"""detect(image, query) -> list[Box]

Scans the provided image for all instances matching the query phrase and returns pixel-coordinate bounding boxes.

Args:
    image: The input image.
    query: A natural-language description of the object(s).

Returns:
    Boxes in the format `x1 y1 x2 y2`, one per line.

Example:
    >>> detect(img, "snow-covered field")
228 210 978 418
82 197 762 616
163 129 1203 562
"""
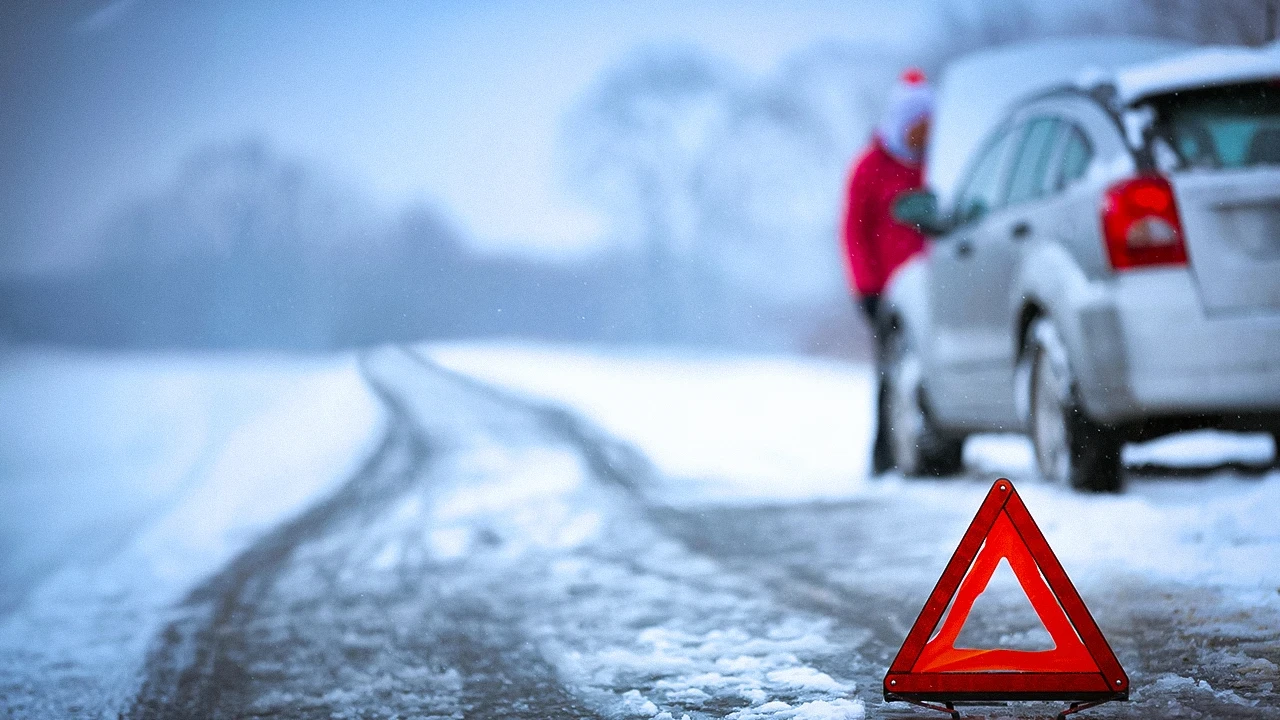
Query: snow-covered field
428 342 877 504
0 347 382 716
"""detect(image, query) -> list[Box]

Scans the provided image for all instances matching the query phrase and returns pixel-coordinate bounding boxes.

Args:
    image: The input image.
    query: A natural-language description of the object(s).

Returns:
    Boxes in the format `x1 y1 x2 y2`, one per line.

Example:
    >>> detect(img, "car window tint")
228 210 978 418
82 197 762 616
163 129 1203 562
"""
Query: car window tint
1151 81 1280 169
1055 124 1092 190
1005 117 1060 205
955 127 1014 225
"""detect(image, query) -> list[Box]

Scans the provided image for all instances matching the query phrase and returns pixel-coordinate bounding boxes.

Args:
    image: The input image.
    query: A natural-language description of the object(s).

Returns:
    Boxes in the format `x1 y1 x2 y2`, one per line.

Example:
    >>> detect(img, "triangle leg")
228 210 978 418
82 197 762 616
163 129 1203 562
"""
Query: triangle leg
896 697 962 719
1056 698 1116 720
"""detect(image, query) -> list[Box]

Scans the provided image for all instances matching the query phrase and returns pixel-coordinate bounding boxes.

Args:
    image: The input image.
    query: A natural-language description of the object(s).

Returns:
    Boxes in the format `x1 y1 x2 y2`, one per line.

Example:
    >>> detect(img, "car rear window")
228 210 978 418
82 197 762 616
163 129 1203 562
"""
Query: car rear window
1149 80 1280 169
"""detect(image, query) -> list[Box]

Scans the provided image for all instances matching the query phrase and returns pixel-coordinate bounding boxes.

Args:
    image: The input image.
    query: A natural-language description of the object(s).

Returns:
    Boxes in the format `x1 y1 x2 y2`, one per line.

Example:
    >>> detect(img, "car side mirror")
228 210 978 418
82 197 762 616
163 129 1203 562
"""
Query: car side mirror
892 190 948 236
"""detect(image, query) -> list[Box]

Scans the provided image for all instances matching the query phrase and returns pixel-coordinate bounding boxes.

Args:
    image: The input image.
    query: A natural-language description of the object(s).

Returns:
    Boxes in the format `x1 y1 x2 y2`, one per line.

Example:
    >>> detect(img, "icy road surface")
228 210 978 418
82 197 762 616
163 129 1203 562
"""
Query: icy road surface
1 343 1278 719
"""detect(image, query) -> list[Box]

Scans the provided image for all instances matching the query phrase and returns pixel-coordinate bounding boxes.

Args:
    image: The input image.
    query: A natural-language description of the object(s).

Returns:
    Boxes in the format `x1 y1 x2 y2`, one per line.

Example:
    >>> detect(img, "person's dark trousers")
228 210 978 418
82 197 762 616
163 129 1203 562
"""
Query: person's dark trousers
859 294 894 474
859 295 880 320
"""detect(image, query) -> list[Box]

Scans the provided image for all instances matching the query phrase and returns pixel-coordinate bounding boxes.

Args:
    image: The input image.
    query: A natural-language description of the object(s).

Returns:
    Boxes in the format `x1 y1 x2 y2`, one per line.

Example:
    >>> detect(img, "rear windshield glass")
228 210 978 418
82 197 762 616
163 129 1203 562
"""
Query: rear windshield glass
1148 80 1280 169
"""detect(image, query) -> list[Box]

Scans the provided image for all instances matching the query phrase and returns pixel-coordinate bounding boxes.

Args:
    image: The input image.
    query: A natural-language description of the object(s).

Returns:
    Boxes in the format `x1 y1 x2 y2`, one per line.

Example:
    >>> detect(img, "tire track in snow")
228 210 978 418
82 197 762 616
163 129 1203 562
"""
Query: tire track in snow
399 347 652 495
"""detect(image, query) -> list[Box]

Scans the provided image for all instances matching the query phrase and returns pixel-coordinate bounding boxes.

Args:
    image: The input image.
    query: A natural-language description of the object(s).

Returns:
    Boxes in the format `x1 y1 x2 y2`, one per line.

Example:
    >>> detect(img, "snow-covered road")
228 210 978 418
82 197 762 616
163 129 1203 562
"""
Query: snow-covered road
124 346 868 719
1 343 1277 719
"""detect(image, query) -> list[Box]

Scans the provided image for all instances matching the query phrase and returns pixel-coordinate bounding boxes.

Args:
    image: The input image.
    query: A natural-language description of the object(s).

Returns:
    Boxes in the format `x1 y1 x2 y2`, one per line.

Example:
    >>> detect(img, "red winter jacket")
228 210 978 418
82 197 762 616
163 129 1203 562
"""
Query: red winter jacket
840 138 927 297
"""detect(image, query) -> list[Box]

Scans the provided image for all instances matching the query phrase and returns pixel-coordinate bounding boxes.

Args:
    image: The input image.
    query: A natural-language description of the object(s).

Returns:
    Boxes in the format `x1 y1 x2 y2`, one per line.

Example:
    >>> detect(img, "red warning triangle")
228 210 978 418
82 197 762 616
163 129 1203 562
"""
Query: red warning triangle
884 479 1128 704
912 513 1096 674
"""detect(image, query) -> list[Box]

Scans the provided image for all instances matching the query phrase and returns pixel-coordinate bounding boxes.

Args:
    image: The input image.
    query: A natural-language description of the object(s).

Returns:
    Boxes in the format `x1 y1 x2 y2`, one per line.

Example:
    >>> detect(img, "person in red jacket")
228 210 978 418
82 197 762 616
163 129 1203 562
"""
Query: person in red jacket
841 68 933 473
841 67 933 321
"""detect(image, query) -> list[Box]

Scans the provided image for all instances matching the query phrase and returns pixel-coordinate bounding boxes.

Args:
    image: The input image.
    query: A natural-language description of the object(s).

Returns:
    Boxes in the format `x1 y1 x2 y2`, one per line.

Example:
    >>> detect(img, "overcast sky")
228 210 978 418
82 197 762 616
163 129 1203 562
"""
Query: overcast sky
1 0 936 271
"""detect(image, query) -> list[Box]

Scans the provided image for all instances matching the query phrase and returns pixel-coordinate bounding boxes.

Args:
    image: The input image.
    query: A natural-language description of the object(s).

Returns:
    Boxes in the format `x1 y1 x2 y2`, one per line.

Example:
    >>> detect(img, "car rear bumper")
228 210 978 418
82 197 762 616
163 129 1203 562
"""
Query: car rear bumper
1073 269 1280 424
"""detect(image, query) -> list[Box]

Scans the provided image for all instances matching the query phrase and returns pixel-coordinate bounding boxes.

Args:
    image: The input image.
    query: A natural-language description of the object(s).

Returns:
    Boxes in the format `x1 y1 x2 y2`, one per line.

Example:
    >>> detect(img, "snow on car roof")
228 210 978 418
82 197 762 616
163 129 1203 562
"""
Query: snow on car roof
1114 42 1280 105
927 37 1190 207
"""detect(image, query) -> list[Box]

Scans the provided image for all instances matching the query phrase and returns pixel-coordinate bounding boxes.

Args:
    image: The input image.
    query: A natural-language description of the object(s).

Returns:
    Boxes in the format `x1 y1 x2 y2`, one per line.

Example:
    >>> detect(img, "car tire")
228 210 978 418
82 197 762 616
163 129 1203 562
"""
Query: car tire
1025 318 1123 492
881 328 965 477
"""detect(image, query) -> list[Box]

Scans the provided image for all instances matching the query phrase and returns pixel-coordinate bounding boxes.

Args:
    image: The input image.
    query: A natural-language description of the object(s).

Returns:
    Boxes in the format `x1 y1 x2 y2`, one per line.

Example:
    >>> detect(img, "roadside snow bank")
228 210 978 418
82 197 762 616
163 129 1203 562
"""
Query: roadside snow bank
851 473 1280 594
0 348 382 718
936 432 1280 589
426 342 874 504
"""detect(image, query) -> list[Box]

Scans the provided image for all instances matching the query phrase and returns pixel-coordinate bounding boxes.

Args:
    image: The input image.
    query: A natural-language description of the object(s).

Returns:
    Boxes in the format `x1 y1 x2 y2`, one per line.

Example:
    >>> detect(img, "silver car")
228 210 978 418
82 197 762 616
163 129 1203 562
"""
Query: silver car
881 44 1280 491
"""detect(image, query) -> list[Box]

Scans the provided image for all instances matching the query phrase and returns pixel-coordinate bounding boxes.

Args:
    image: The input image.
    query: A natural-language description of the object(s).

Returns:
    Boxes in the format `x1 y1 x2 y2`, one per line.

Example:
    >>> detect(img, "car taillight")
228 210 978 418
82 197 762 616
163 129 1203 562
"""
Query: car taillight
1100 175 1188 270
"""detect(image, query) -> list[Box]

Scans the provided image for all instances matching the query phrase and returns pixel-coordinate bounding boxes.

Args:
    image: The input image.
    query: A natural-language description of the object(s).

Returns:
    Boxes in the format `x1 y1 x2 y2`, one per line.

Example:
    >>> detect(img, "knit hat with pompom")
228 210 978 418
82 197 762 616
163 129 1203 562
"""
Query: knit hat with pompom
878 68 934 165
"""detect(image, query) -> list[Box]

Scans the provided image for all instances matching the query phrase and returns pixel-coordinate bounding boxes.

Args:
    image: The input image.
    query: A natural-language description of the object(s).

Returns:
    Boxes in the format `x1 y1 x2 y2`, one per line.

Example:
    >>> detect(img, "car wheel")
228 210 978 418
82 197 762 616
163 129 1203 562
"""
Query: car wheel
1025 318 1123 492
881 329 964 477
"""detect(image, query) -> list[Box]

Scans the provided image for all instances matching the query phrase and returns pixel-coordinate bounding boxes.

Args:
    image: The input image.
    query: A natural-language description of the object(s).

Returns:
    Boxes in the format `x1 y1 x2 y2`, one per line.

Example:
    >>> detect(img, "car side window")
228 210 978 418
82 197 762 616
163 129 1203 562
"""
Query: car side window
1053 124 1093 191
1005 117 1061 206
954 127 1014 226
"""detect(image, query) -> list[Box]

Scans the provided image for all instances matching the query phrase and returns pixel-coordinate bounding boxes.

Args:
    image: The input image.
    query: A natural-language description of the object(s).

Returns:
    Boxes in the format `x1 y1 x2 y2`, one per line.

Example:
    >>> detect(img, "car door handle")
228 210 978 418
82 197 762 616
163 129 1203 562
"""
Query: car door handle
955 239 974 258
1011 221 1031 241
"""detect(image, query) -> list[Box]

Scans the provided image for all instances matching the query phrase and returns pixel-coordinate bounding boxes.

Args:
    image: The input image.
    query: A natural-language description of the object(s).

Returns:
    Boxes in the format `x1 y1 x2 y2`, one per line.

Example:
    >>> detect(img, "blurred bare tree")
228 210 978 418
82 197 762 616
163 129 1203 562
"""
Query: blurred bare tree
562 47 735 343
